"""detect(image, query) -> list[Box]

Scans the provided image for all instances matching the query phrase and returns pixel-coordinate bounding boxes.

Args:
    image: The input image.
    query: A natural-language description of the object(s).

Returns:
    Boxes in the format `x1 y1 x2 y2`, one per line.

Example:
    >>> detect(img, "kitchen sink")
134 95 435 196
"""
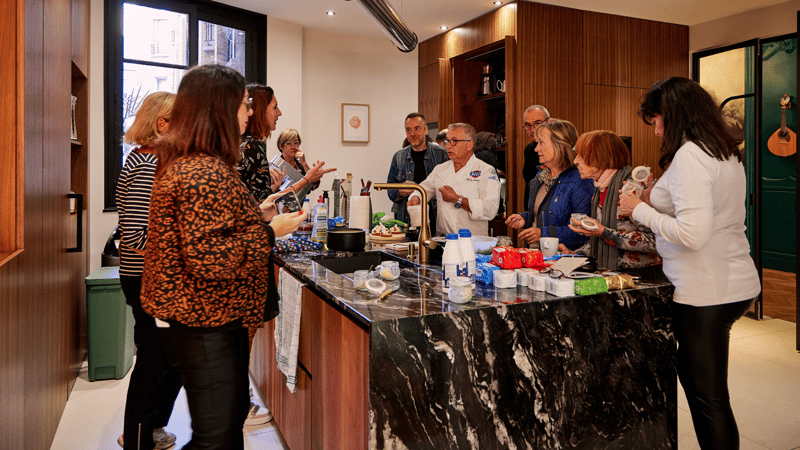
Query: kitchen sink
310 251 412 274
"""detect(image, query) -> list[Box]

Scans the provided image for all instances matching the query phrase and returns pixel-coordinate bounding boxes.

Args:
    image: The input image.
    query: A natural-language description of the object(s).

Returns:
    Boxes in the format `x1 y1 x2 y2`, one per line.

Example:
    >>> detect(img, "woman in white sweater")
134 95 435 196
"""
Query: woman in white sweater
619 77 760 450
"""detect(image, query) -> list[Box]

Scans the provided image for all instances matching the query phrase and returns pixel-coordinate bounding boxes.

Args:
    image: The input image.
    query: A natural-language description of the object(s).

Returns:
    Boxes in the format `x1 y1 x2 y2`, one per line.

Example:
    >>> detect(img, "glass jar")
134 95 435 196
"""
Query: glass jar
448 276 474 304
496 235 513 247
354 270 371 291
380 261 400 280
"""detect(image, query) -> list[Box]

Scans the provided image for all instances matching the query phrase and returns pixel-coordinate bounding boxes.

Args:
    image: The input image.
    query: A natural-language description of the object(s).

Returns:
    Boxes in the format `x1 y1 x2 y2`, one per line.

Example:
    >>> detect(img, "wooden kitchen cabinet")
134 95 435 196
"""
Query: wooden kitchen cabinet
420 2 688 217
251 266 369 450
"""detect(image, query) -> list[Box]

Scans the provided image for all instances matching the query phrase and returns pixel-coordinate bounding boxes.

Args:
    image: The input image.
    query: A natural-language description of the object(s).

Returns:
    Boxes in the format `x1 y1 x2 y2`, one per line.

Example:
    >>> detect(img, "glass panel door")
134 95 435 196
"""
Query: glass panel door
693 39 761 318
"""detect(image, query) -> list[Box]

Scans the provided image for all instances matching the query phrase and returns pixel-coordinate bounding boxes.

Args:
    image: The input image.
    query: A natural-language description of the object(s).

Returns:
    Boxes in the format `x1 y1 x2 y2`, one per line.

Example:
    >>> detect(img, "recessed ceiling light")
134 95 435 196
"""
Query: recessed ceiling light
326 11 335 16
440 25 448 30
493 1 503 5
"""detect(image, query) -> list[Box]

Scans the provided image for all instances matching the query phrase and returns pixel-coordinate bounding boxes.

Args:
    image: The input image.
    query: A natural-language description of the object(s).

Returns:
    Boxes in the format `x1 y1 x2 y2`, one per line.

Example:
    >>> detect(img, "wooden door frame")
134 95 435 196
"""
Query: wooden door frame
794 7 800 352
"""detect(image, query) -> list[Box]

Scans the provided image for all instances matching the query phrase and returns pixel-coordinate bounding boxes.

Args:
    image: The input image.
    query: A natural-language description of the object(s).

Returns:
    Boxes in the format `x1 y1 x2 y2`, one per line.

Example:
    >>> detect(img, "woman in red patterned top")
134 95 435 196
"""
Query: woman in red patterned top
141 64 306 449
564 130 662 274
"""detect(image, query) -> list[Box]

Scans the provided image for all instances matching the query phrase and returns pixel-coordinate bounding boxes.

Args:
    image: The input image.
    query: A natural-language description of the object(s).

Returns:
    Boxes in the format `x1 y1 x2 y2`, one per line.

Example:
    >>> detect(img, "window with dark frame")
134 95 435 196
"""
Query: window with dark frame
103 0 266 211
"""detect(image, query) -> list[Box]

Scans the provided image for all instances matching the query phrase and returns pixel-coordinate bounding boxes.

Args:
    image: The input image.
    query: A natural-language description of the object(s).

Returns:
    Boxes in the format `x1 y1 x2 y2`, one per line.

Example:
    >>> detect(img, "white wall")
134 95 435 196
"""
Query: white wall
690 0 800 53
301 30 418 217
88 0 113 271
86 6 418 269
266 17 304 142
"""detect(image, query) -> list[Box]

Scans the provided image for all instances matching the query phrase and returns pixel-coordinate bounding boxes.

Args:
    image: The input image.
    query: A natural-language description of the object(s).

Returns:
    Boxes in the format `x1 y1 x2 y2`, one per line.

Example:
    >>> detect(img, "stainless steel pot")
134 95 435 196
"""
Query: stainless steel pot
326 228 367 251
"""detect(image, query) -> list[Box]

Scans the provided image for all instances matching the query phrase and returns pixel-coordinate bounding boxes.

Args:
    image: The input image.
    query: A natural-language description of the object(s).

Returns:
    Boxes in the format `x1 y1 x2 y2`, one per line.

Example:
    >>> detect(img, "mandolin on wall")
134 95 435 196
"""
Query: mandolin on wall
767 94 796 156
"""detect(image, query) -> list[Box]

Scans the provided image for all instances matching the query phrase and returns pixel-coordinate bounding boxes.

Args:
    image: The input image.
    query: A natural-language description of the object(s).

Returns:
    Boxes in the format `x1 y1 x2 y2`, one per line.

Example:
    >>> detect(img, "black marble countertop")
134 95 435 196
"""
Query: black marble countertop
272 246 671 330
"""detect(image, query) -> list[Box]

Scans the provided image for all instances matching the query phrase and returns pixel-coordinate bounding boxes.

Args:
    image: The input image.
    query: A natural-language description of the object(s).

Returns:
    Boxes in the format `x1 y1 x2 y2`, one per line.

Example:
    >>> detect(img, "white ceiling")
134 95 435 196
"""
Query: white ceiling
218 0 791 43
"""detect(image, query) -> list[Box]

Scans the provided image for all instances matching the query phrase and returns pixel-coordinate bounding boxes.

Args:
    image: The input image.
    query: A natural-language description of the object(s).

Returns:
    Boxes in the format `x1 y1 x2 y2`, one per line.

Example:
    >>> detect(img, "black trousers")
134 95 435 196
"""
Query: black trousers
120 275 183 450
672 298 756 450
156 317 250 450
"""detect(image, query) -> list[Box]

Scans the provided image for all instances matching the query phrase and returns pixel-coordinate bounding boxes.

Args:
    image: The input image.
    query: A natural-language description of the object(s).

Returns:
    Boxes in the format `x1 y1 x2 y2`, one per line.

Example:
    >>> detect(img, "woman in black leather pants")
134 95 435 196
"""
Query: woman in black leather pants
619 77 761 450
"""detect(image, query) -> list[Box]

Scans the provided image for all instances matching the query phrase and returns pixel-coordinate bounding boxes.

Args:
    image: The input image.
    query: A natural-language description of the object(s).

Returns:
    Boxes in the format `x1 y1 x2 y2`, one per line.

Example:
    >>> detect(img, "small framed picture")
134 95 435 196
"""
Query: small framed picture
341 103 369 143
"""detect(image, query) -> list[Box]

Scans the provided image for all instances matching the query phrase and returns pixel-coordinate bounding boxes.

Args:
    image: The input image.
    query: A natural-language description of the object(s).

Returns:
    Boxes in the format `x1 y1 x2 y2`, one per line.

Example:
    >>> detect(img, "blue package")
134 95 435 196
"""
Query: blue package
476 254 492 264
476 262 501 284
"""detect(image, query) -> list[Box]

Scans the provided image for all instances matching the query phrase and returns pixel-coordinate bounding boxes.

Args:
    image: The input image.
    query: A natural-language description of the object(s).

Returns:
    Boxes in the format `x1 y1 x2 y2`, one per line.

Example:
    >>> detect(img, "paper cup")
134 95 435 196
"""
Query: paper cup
540 237 559 257
407 204 422 228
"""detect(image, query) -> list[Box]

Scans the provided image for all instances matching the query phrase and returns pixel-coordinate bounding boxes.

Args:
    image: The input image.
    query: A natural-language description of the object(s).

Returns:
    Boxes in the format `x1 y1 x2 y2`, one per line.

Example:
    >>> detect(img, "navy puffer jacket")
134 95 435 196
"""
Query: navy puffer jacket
519 166 594 250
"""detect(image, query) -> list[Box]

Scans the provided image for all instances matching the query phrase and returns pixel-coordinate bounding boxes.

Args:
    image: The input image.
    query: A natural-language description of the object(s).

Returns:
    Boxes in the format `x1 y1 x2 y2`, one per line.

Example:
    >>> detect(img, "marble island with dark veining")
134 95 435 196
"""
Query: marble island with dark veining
268 248 677 450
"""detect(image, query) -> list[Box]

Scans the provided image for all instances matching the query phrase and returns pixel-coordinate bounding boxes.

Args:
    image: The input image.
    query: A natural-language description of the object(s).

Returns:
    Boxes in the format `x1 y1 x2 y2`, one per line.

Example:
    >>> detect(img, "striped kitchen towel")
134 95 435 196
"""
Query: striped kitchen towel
275 268 305 393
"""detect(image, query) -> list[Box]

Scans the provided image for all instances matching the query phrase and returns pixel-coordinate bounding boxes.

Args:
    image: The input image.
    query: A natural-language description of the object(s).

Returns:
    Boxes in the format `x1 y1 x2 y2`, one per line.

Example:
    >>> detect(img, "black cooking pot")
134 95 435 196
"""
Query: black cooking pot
326 228 367 251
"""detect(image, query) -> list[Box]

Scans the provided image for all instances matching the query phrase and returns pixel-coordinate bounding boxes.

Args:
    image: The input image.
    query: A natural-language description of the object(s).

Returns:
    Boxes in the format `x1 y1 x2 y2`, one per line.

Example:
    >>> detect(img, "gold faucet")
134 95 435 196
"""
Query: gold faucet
373 183 437 264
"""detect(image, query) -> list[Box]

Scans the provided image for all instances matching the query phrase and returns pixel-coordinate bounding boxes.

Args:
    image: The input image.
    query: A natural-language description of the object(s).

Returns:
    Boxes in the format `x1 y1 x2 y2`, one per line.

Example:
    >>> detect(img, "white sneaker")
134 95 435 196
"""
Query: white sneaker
244 402 273 426
117 428 176 449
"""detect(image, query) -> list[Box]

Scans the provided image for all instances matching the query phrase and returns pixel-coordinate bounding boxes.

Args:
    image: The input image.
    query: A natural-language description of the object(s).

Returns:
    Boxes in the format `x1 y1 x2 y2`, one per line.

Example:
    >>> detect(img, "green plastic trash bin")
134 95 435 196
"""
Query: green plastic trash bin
85 266 135 381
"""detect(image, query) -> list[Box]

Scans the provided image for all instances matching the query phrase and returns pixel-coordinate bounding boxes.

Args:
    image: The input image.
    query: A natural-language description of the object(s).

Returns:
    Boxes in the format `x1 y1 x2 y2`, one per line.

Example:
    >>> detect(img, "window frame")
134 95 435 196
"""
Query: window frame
103 0 266 211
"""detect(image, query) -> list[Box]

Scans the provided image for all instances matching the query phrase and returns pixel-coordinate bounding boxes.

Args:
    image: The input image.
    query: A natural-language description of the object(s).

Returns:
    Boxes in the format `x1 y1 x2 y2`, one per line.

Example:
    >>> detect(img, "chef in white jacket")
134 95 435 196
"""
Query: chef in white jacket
408 123 501 236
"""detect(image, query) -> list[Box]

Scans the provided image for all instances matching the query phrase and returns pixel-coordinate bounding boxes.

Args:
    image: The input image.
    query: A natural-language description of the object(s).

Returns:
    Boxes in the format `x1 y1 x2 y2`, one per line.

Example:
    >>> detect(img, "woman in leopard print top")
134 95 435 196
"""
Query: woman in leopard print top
141 64 306 449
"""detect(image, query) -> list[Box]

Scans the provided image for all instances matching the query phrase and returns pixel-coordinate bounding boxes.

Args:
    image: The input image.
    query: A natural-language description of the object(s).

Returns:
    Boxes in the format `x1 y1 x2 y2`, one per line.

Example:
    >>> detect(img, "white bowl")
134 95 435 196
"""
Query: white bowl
472 236 498 253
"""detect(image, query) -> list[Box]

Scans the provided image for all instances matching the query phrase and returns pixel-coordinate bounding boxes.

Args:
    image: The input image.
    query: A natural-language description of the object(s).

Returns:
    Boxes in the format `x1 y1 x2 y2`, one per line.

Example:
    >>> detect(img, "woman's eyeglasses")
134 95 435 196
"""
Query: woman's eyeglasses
540 267 565 279
650 81 662 91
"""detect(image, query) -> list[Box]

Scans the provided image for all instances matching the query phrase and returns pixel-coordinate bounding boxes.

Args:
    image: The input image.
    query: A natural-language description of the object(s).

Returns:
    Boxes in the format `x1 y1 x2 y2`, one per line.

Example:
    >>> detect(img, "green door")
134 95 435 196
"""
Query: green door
761 37 797 273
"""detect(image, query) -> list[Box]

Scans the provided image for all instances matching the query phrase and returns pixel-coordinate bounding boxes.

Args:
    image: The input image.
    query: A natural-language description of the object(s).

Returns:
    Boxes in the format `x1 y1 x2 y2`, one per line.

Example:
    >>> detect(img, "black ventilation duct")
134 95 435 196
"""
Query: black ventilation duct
355 0 418 52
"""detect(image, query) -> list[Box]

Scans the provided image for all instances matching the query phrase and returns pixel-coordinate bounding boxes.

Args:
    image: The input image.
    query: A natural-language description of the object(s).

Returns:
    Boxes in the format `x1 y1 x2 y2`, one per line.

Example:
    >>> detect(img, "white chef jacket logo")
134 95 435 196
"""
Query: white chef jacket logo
470 170 481 178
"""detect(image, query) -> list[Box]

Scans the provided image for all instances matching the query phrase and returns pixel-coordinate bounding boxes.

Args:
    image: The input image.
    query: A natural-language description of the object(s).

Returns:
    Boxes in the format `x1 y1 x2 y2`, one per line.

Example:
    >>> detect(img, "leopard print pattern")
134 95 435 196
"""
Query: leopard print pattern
142 154 273 327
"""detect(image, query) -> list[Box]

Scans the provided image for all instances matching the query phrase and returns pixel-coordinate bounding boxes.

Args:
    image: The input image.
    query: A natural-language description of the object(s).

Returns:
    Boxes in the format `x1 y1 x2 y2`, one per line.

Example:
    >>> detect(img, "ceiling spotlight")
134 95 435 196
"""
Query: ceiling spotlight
440 25 448 30
326 11 336 15
493 1 503 5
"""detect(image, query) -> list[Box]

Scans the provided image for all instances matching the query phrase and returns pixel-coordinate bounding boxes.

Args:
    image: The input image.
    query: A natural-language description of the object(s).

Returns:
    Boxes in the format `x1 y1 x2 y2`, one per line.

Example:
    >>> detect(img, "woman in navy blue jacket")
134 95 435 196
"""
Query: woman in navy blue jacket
506 119 593 250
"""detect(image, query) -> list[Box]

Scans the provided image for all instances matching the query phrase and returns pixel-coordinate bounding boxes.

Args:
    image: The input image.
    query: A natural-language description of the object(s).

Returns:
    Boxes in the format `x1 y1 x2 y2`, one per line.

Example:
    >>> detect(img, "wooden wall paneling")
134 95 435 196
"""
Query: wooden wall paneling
512 1 584 212
418 63 439 123
0 258 23 450
0 0 20 257
583 12 688 90
504 35 520 215
583 84 664 177
312 297 369 450
43 0 74 441
20 0 48 445
418 33 445 69
0 0 86 446
419 3 516 66
583 12 621 87
438 58 454 128
452 59 489 128
70 0 88 75
420 5 516 136
441 3 516 60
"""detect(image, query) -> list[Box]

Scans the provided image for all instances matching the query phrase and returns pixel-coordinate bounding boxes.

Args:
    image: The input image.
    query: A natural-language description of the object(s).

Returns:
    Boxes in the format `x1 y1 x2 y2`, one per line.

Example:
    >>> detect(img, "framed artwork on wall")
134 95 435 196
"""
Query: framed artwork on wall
342 103 369 143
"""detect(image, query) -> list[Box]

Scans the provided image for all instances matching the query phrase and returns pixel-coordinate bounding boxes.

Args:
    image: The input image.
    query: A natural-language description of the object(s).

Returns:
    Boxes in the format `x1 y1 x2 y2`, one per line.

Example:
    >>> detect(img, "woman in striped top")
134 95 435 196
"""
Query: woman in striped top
116 91 182 450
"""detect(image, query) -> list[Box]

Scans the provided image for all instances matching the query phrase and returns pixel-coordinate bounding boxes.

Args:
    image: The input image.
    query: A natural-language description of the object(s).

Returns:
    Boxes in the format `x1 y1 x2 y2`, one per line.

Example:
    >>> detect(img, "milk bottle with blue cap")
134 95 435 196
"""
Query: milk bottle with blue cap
442 233 462 293
458 229 476 286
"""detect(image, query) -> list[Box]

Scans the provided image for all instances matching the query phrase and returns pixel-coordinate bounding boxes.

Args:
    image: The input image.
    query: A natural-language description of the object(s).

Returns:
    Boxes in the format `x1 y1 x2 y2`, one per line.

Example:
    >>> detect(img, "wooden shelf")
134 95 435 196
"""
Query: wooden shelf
477 92 505 102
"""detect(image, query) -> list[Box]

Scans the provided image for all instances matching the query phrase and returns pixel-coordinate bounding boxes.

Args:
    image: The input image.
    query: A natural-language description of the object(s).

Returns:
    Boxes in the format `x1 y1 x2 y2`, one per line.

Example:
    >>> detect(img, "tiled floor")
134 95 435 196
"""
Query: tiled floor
51 317 800 450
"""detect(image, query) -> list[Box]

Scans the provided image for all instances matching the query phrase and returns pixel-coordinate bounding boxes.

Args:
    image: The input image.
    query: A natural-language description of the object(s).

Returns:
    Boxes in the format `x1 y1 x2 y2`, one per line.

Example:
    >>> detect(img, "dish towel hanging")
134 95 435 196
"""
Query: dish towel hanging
276 268 304 393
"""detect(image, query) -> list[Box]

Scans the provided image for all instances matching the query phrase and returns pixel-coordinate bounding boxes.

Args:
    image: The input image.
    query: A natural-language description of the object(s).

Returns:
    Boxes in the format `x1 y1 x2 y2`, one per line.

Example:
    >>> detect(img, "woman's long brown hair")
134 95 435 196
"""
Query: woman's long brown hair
638 77 743 169
244 84 275 140
154 64 246 178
